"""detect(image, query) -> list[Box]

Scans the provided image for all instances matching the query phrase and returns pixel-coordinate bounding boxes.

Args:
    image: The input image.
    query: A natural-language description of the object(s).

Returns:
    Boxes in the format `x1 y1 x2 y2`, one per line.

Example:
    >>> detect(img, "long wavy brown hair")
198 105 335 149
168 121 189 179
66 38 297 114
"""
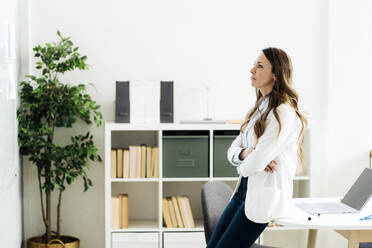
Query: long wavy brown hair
240 47 308 168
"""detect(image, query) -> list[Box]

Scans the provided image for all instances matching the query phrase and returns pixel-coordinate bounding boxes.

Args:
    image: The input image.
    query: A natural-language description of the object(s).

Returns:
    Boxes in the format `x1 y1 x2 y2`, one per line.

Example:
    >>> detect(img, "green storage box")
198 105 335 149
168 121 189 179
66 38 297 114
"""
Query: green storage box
213 130 240 177
163 130 209 178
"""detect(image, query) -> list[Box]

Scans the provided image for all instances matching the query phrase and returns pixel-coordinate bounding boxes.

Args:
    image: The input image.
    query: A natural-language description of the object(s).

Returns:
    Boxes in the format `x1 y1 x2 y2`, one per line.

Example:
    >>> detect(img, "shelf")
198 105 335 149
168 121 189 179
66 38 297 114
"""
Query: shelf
162 177 309 182
162 219 204 232
111 182 159 224
111 220 159 232
111 178 160 182
111 177 309 182
111 222 306 232
162 177 210 182
106 121 310 132
105 121 241 131
211 177 238 181
106 123 312 248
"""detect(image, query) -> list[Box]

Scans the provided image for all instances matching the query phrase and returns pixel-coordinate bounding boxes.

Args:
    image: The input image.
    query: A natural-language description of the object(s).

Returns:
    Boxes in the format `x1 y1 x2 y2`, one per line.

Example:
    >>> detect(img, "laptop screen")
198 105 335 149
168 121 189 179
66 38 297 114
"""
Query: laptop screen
341 168 372 210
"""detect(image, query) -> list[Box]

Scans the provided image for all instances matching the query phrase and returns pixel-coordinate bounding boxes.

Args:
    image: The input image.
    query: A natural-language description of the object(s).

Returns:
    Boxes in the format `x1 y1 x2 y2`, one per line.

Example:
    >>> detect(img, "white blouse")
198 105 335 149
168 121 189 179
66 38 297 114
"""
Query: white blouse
227 102 302 223
233 96 269 174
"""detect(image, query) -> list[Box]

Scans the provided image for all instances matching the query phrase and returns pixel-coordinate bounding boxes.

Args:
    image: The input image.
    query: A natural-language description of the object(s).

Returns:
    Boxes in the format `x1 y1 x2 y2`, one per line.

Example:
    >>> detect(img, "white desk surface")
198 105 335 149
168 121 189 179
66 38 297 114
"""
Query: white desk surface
275 197 372 230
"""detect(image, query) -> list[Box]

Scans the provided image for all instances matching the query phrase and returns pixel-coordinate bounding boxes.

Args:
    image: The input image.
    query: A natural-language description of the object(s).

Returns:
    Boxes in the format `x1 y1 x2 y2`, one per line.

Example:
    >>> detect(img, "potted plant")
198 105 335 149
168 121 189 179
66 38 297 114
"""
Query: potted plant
17 30 103 248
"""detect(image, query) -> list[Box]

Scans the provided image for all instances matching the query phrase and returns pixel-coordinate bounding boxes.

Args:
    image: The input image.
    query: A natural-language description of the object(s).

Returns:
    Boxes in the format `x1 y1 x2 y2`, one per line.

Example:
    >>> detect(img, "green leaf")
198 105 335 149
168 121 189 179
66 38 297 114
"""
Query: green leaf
17 30 104 216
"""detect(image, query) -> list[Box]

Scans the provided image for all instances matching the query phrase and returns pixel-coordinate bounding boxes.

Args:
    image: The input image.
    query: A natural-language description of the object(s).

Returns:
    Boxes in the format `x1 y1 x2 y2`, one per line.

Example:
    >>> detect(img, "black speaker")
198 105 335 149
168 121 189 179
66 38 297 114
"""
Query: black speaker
160 81 174 123
115 81 130 123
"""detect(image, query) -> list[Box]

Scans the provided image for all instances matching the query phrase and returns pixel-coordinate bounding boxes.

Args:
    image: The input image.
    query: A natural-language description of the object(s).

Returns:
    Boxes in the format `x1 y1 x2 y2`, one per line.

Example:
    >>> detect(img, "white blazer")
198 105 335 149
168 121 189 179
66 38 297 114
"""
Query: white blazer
227 103 302 223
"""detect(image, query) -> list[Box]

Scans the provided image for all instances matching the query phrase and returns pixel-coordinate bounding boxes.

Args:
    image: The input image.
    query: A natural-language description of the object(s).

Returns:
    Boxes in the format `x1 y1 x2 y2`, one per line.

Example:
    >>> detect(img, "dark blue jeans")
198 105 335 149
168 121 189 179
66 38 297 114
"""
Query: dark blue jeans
206 177 268 248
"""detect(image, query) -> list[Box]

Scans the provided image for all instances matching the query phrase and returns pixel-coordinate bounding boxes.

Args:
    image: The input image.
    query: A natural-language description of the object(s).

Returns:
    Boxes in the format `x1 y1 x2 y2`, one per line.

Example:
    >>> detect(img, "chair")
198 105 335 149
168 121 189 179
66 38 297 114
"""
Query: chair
201 180 278 248
360 243 372 248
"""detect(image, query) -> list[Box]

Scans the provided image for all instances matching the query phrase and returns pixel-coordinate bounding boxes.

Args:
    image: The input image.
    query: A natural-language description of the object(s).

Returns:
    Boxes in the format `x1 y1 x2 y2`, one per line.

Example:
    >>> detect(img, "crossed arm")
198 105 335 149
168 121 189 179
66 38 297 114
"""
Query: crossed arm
227 104 296 176
230 135 278 174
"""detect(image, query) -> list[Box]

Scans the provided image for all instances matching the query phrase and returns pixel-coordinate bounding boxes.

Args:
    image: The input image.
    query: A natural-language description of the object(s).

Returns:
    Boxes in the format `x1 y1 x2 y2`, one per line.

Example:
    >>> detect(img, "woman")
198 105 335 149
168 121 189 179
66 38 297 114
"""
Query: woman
206 47 308 248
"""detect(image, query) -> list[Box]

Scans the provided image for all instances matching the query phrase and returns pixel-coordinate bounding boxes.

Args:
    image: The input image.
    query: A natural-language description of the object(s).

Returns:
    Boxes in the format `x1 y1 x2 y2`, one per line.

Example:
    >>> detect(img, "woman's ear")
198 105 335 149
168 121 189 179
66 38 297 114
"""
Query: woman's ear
273 74 277 82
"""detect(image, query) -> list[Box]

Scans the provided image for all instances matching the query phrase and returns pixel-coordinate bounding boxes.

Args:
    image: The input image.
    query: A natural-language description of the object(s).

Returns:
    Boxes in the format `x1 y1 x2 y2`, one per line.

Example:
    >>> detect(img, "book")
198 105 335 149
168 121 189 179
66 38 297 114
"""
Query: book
136 146 141 178
146 146 151 178
119 193 128 228
183 195 195 228
167 197 178 227
123 149 130 178
162 198 173 228
140 145 146 178
111 149 117 178
117 149 123 178
180 196 192 228
153 147 159 178
129 146 136 178
150 147 155 178
111 196 120 229
171 196 183 228
177 196 188 228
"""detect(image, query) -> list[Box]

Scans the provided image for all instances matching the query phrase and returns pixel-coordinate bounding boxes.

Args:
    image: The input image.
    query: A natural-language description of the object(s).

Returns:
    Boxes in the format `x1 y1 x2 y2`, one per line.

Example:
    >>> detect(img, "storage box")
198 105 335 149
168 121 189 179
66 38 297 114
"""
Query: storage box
112 232 158 248
162 131 209 178
213 130 240 177
163 232 205 248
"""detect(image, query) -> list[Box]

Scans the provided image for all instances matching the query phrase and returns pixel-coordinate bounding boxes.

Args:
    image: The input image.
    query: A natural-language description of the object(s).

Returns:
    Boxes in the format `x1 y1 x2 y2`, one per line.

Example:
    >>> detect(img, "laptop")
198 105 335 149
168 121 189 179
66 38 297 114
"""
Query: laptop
296 168 372 214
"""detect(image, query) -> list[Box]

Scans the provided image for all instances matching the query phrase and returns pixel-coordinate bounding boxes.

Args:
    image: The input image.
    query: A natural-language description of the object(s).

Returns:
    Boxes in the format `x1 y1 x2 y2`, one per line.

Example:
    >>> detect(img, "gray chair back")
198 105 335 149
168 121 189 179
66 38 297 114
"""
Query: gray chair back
360 243 372 248
201 180 233 243
201 180 278 248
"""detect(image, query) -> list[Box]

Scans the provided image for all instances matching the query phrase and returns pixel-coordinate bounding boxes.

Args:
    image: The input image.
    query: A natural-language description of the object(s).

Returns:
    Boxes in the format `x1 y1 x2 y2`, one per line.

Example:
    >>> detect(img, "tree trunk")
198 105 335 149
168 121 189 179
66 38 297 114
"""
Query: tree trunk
45 159 52 243
46 117 54 243
37 168 48 242
57 189 62 236
46 190 51 242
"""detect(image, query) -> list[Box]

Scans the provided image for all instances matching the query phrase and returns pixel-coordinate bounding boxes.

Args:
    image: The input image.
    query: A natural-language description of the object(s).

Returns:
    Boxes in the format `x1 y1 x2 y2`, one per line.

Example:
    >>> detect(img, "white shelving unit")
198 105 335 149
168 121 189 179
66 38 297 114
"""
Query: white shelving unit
105 122 311 248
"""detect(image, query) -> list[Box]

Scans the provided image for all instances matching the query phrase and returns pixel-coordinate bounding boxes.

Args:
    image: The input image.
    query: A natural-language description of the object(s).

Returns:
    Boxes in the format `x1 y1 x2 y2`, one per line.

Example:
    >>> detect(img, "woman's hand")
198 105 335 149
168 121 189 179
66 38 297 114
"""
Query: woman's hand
239 146 255 160
264 160 278 173
238 145 278 172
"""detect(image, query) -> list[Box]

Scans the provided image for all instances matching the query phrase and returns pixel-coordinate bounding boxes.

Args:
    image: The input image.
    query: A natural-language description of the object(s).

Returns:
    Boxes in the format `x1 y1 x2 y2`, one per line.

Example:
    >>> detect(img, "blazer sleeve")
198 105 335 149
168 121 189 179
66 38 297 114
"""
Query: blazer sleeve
227 133 245 166
238 104 297 177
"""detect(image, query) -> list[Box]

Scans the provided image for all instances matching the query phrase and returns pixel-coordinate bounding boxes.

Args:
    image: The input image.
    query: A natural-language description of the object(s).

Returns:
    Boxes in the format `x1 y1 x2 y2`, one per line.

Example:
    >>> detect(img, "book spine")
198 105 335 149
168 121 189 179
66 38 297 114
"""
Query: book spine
184 195 195 228
117 149 123 178
119 194 128 228
171 196 183 228
111 149 117 178
111 196 120 229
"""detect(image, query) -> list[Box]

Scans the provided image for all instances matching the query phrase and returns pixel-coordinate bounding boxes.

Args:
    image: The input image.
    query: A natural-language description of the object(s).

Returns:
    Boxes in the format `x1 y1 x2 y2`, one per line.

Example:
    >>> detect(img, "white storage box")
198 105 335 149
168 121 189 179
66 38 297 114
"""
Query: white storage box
163 232 205 248
112 232 159 248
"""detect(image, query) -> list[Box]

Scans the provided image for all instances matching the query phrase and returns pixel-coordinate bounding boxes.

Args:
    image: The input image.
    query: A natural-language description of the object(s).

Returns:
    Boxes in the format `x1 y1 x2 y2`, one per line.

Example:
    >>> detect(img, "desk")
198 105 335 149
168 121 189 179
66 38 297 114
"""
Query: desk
274 197 372 248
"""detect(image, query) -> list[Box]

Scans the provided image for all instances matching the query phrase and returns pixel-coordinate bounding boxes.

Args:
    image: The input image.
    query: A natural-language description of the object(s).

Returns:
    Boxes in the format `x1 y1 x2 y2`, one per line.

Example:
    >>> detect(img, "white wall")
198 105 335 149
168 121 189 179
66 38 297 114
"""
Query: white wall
0 0 25 247
23 0 371 247
325 0 372 247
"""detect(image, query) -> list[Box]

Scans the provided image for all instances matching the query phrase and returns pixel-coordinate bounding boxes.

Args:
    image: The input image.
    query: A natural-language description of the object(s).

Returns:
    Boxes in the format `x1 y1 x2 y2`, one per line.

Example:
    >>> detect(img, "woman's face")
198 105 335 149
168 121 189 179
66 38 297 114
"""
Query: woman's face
250 52 276 94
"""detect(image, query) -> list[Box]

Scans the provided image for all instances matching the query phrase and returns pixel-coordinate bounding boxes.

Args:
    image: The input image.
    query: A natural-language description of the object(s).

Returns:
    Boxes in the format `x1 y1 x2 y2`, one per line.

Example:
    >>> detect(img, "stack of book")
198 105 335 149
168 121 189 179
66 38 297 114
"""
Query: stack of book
162 195 195 228
111 145 159 178
111 193 129 229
